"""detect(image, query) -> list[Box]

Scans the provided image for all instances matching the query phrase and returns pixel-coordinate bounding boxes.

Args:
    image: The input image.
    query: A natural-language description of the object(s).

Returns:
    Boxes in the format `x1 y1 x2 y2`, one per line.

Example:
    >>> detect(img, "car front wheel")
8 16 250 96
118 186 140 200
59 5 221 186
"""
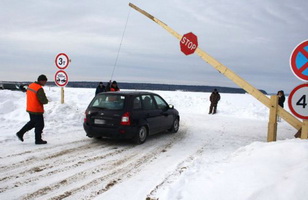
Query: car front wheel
133 126 148 144
169 118 179 133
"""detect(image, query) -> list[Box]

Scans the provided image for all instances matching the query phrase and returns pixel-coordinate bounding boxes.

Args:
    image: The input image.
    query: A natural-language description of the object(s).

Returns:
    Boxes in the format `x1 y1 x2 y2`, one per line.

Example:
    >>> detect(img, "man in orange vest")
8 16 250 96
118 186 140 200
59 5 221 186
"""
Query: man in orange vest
110 81 120 91
16 75 49 144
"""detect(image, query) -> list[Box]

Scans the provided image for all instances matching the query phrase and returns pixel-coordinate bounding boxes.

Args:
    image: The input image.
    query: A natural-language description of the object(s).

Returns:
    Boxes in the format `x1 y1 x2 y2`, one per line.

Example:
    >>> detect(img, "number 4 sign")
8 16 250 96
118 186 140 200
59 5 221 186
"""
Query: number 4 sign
288 83 308 119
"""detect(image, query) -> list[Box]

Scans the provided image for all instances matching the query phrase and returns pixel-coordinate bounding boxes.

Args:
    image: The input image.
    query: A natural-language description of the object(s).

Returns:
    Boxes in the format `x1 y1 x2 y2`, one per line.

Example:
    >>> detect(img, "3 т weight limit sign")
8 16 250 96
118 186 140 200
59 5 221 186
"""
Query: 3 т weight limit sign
55 53 70 70
289 83 308 119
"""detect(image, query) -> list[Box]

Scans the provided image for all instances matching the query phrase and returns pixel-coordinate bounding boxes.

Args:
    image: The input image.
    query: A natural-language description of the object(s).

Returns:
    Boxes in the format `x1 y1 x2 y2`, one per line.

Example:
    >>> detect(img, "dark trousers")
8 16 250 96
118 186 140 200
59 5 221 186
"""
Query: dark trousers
209 103 218 114
18 113 44 141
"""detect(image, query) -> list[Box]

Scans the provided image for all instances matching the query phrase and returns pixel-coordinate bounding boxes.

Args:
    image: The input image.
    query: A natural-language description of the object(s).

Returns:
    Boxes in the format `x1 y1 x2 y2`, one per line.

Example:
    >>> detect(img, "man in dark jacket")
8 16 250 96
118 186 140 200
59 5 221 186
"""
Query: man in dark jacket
209 89 220 114
16 75 49 144
277 90 285 122
95 82 106 95
277 90 285 108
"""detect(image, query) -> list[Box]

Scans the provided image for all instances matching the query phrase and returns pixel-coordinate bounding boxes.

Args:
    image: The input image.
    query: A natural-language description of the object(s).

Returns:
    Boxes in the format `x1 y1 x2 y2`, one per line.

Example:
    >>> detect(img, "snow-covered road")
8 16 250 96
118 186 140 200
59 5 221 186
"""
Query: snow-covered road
1 88 306 200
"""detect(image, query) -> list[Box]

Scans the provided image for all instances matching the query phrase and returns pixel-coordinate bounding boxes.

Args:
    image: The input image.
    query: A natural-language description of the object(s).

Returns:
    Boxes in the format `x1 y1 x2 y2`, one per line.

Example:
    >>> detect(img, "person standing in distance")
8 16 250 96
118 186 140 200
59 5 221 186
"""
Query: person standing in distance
277 90 285 108
95 82 106 95
110 81 120 91
16 74 49 144
209 89 220 114
277 90 285 122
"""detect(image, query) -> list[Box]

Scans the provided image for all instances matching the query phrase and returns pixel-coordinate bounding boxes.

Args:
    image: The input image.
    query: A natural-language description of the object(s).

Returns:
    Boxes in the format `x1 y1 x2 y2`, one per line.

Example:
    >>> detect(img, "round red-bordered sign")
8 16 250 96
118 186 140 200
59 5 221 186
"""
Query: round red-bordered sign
55 53 70 69
290 40 308 81
54 70 69 87
288 83 308 119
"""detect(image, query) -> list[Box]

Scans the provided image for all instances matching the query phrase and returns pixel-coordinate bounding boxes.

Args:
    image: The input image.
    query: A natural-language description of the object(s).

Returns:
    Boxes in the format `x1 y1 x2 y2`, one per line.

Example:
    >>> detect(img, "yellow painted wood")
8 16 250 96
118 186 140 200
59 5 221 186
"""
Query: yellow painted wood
129 3 303 131
195 49 302 130
61 87 64 104
267 95 278 142
301 119 308 139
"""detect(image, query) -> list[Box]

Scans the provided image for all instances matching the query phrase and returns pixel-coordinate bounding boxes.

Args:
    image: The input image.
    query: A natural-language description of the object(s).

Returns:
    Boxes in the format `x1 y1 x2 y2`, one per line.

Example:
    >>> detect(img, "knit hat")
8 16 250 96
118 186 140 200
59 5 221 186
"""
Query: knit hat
38 74 48 81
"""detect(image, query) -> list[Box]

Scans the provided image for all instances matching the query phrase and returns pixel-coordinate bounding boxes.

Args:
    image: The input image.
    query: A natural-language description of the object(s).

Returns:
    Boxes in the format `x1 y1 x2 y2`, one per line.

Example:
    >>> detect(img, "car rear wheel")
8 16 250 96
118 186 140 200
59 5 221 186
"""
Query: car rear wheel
133 126 147 144
169 118 179 133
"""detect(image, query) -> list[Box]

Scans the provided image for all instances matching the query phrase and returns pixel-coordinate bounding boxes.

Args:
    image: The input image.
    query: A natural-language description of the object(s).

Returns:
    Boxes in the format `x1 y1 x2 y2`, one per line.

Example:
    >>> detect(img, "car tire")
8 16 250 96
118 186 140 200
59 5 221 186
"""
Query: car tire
133 126 147 144
169 118 179 133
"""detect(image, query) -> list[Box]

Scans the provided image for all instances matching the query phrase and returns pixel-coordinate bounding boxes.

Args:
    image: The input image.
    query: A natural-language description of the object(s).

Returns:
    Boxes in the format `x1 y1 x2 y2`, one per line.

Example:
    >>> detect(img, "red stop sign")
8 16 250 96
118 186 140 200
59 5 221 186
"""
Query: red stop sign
180 32 198 55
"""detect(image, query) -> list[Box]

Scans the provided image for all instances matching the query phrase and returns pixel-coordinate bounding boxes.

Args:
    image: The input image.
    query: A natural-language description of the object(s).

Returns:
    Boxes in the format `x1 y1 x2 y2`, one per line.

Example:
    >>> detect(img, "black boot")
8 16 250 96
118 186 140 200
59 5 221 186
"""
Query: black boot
17 120 35 142
16 132 24 142
35 140 47 145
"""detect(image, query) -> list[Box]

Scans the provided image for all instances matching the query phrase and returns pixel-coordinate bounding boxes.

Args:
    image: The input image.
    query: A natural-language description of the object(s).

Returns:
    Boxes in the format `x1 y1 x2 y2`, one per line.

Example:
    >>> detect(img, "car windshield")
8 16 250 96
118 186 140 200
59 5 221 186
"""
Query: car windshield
90 94 125 110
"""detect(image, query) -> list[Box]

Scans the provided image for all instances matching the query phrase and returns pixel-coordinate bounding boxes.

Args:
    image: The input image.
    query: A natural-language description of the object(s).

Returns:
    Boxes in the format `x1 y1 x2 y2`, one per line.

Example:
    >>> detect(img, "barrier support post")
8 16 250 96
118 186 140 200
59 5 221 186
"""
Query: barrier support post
301 119 308 139
267 95 278 142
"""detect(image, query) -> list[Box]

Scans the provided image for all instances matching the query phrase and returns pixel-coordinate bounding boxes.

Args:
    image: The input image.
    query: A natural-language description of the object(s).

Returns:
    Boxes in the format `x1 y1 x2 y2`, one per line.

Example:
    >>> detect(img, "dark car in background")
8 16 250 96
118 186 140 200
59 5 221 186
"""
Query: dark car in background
0 83 27 92
83 91 180 144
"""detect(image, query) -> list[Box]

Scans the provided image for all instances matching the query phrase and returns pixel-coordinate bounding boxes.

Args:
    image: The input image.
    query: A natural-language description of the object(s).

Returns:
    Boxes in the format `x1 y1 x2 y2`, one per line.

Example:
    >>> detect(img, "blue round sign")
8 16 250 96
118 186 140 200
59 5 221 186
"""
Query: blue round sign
290 40 308 81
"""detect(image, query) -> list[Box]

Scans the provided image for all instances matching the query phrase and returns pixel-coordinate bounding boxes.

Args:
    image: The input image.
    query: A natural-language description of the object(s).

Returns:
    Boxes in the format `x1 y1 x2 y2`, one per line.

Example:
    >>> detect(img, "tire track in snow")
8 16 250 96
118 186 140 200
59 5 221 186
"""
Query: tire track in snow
0 138 89 159
0 141 103 174
0 138 94 172
145 117 245 200
0 143 133 193
21 149 141 200
146 141 206 199
20 130 187 200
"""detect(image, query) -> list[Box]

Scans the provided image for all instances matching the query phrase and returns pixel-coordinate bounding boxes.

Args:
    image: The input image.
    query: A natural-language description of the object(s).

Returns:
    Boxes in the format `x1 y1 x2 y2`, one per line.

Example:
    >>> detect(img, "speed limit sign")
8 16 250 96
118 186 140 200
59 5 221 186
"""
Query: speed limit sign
55 53 70 69
288 83 308 119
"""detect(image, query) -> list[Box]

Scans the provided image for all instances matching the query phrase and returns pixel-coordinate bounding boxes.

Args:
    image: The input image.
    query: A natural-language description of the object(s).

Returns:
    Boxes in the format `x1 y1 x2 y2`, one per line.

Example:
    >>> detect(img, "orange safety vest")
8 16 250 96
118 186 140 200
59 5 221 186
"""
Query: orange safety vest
110 87 120 91
26 83 44 113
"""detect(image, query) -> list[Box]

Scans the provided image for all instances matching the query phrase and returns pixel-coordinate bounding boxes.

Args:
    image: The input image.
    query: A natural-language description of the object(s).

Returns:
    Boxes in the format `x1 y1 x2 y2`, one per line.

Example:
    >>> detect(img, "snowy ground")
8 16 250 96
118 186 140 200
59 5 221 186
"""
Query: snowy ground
0 87 307 200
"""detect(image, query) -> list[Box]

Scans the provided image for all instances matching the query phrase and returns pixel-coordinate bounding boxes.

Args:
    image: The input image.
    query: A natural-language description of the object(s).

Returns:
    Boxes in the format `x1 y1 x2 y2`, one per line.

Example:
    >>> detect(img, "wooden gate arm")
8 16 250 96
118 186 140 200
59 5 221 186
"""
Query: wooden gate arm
129 3 302 130
195 49 302 130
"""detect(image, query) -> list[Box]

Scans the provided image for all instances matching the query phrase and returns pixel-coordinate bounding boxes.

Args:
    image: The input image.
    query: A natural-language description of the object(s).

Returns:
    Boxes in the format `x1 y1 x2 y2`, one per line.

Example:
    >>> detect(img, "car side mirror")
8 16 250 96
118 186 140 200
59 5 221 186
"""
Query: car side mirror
168 104 174 109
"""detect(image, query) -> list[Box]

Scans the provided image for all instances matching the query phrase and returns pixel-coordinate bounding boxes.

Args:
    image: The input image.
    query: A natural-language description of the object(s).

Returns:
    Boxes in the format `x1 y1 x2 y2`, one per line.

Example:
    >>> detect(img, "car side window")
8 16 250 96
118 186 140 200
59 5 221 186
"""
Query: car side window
153 95 168 110
133 96 142 110
92 97 104 107
141 95 155 110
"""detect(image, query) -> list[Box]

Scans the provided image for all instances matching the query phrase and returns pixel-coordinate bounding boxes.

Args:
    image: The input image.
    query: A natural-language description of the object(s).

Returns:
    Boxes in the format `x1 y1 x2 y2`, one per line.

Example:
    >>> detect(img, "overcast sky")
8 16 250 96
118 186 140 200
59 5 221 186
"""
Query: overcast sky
1 0 307 93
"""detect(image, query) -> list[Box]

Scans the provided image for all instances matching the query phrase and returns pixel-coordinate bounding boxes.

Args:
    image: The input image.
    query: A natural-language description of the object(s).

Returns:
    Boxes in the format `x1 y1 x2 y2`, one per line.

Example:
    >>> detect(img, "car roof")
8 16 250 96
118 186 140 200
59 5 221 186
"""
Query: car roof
99 91 156 96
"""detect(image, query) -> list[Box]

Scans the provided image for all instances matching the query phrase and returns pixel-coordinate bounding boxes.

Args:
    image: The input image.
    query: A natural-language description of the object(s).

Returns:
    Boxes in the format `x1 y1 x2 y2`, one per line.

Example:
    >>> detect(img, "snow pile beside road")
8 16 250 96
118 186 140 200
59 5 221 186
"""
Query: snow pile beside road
161 139 308 200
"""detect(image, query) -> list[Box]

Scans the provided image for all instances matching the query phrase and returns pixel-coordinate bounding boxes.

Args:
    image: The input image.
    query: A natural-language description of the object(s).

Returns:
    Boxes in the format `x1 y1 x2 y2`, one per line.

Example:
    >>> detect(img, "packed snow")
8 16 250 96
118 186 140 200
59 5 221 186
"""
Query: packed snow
0 87 307 200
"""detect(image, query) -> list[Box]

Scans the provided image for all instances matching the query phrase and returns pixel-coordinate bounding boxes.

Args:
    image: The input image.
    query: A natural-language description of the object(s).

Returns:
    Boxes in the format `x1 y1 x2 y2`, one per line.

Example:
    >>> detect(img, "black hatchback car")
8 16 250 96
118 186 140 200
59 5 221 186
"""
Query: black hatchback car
83 91 180 144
